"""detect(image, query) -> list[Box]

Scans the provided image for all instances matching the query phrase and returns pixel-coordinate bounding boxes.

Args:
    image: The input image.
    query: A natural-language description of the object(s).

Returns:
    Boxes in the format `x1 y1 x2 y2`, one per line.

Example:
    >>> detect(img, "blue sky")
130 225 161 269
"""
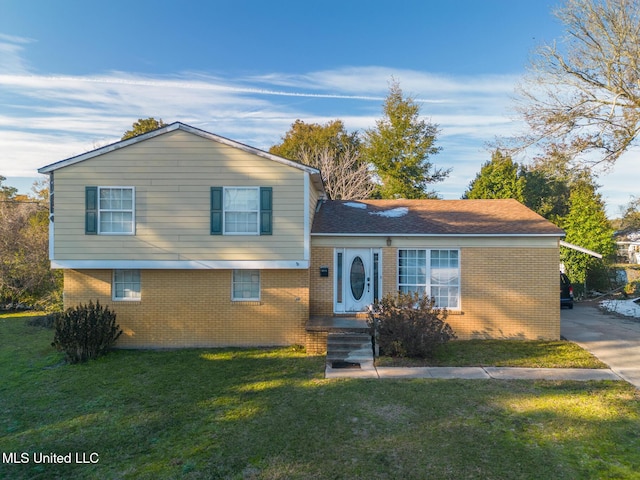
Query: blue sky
0 0 637 216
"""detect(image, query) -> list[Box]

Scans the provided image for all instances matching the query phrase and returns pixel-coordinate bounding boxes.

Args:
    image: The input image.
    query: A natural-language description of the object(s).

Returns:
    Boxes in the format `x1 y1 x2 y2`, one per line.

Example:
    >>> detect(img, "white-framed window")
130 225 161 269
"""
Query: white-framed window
113 269 141 301
99 187 135 234
398 249 460 308
224 187 259 234
232 269 260 301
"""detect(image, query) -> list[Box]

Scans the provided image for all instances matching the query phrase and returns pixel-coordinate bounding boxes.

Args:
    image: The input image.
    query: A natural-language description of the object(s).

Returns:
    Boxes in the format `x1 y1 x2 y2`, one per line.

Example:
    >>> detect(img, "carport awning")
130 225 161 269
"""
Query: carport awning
559 240 603 259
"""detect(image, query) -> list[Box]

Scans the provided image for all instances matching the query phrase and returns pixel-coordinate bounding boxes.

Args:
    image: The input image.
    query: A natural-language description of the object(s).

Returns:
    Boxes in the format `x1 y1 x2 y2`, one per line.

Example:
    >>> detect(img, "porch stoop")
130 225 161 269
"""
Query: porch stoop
326 332 374 369
305 315 371 355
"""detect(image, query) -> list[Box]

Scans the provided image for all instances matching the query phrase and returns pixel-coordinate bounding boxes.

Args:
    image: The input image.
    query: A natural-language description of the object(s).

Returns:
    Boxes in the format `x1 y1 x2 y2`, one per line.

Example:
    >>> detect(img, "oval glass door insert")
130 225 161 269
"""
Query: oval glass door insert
350 256 366 300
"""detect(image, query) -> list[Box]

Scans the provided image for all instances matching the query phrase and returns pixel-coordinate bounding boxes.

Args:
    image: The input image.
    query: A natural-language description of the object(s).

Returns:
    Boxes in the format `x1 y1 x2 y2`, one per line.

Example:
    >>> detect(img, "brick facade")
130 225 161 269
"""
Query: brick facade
64 269 310 348
309 247 334 316
457 247 559 340
63 245 559 348
308 245 560 341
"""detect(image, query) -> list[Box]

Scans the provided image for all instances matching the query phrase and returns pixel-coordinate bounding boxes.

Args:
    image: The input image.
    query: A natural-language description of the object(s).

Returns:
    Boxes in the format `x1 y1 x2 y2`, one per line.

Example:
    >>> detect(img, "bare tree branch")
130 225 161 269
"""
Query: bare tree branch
297 146 375 200
513 0 640 168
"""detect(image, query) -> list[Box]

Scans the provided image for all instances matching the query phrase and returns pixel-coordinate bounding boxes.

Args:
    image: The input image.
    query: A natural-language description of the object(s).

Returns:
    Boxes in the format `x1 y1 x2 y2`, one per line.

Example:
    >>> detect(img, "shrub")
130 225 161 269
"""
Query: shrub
368 292 457 358
51 300 122 364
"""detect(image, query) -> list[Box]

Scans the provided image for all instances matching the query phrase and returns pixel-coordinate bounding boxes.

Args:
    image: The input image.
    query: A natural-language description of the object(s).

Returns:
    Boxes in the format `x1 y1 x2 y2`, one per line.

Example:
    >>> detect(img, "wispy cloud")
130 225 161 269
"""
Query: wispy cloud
3 35 605 206
0 34 35 75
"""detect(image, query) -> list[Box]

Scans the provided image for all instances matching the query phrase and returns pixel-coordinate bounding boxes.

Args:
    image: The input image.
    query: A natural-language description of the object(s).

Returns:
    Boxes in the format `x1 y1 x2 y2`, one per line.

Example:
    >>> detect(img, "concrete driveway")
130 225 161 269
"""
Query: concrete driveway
561 302 640 389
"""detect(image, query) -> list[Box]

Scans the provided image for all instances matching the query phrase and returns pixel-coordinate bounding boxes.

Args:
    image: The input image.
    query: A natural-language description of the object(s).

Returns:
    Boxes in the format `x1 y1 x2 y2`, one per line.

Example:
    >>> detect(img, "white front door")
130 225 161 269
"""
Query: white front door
335 248 379 313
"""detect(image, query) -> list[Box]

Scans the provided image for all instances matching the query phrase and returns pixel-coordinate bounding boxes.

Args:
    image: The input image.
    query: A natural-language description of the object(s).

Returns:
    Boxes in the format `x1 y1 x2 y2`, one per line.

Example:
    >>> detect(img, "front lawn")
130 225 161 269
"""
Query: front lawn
376 339 609 368
1 313 639 479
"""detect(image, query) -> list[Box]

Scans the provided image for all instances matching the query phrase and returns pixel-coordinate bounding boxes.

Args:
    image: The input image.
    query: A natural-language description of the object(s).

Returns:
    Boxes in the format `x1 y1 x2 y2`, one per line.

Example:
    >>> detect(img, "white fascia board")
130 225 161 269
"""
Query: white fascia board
38 123 321 178
50 259 309 270
38 124 182 173
303 173 310 261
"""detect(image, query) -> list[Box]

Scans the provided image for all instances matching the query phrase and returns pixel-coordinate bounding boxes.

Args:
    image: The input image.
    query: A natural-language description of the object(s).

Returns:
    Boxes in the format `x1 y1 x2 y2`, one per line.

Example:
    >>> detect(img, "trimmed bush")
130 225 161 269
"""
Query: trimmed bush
368 292 457 358
52 300 122 364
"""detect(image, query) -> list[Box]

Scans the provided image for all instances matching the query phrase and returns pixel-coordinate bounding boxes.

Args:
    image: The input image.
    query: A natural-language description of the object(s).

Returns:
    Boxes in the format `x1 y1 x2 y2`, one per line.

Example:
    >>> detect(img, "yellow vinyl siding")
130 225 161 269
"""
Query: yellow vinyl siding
52 130 307 261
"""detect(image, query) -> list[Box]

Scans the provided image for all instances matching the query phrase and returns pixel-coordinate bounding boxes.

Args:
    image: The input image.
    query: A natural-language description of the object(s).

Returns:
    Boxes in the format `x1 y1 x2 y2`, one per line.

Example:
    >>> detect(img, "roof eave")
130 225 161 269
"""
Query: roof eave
38 122 322 178
311 233 565 237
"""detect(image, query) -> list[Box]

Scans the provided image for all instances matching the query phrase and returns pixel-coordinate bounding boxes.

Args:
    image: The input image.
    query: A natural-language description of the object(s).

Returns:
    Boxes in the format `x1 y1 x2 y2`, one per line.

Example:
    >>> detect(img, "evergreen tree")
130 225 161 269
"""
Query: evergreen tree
463 150 524 201
363 80 449 199
561 180 615 288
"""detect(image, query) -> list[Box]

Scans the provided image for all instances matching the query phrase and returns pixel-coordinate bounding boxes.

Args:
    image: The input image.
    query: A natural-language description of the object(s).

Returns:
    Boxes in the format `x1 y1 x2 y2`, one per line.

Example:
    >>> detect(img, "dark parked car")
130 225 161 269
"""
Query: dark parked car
561 273 574 309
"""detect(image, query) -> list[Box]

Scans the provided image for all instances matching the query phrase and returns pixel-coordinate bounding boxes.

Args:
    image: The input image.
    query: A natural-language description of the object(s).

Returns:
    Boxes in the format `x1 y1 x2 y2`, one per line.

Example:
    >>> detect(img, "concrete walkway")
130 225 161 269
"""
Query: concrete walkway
326 302 640 387
561 302 640 389
325 364 621 380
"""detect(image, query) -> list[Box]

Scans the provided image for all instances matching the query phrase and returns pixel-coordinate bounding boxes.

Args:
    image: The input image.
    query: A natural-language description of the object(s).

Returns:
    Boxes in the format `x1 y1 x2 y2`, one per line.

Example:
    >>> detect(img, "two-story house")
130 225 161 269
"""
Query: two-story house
39 122 565 350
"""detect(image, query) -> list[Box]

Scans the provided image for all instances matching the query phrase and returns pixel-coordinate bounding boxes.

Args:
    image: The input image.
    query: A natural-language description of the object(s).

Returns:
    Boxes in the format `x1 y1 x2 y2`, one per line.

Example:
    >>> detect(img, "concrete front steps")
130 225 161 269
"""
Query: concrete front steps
326 332 374 369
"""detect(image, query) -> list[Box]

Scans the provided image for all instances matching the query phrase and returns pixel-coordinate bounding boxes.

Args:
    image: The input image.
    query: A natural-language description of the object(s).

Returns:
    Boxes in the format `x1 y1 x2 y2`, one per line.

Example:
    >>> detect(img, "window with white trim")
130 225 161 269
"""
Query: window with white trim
113 269 141 301
398 249 459 308
224 187 259 234
99 187 134 234
232 269 260 301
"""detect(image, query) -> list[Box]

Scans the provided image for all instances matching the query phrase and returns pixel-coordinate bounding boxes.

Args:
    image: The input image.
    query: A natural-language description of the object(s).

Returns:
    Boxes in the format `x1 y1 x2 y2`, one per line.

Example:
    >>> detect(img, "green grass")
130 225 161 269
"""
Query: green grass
2 313 640 479
376 340 610 368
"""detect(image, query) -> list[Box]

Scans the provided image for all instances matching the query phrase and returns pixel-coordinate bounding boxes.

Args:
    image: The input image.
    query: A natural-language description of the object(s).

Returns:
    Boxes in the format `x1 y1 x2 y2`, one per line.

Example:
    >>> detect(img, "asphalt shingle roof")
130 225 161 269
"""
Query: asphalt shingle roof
311 199 565 236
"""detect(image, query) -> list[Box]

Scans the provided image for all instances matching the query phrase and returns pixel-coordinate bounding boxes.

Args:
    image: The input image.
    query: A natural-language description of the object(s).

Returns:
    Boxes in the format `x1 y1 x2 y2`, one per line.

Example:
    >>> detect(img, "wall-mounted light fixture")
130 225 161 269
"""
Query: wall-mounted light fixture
386 236 392 246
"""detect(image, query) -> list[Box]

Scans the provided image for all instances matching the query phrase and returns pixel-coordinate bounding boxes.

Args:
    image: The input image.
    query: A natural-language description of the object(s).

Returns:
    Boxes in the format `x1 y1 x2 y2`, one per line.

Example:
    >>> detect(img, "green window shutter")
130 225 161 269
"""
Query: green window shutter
260 187 272 235
210 187 223 235
85 186 98 235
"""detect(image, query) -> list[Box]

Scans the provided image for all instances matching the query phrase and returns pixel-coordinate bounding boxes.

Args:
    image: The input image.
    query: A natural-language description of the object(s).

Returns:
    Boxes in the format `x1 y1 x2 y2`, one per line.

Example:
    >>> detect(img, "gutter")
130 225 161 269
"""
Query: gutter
559 240 603 259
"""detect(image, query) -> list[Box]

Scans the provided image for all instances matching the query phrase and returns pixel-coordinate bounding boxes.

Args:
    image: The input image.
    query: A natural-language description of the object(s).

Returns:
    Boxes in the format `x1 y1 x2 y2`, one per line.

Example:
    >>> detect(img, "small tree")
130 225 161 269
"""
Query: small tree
52 301 122 364
368 292 456 358
122 117 166 140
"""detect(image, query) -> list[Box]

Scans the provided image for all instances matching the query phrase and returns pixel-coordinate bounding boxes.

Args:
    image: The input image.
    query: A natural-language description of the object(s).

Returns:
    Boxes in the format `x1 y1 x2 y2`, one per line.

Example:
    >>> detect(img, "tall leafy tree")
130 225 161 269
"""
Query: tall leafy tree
363 80 450 199
515 0 640 167
561 180 615 287
463 150 524 201
270 120 374 200
122 117 167 140
519 147 579 223
269 119 360 161
619 196 640 233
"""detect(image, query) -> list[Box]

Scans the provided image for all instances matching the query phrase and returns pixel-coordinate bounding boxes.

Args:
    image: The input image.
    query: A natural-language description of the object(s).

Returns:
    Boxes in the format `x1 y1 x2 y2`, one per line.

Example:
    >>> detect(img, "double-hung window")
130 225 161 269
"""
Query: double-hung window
113 269 141 301
99 187 134 234
224 187 259 234
398 249 460 308
232 269 260 301
210 186 272 235
86 186 135 235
